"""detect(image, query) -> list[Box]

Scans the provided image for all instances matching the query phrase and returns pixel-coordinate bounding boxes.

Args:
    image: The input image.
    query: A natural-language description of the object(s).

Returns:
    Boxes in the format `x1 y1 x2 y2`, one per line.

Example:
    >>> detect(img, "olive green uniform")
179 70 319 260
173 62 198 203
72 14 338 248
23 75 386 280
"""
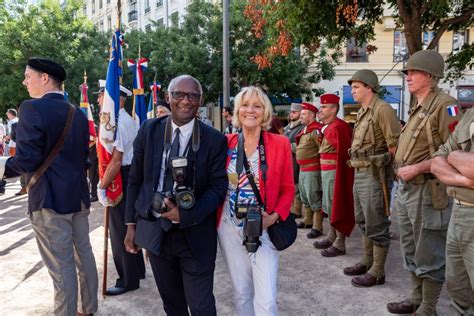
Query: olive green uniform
434 108 474 315
296 127 322 229
349 95 399 269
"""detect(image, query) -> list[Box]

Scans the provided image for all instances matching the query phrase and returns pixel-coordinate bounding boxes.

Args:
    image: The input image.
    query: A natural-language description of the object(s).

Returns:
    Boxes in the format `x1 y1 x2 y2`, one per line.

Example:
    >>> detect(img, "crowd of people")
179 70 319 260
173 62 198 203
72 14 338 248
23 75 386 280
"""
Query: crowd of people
0 49 473 316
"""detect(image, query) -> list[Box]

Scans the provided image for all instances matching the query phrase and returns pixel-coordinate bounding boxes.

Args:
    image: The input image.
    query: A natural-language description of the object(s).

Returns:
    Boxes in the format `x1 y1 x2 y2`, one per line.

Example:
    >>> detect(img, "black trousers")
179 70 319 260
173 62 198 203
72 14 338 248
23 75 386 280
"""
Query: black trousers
149 228 216 316
88 145 99 198
109 165 146 289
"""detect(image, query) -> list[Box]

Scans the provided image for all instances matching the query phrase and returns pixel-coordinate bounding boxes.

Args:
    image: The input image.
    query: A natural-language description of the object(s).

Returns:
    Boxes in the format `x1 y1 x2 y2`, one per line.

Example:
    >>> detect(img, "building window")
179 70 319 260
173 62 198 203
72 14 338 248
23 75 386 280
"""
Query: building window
128 3 138 22
157 0 163 7
107 15 112 30
171 12 179 26
107 0 110 3
99 20 104 32
145 24 152 31
83 4 87 15
453 30 469 54
393 30 409 62
346 38 368 62
422 31 438 50
99 0 102 9
157 18 164 26
91 0 95 14
145 0 150 13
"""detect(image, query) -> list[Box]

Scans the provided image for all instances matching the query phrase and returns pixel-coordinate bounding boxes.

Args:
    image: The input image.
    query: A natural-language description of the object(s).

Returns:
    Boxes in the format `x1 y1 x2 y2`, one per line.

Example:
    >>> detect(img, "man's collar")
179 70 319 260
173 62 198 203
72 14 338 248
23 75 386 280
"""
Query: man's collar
172 118 195 135
416 86 440 110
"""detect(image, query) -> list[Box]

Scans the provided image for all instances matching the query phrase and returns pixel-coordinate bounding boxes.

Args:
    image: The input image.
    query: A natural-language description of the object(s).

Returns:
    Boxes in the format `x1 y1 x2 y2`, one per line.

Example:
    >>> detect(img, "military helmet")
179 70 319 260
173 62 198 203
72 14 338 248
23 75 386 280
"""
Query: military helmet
348 69 380 93
402 50 444 78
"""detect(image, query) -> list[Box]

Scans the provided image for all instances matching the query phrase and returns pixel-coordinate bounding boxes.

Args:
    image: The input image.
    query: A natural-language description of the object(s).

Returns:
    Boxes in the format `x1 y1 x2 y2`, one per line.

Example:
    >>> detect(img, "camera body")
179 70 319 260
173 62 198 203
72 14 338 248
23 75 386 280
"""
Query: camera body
149 157 195 219
236 203 262 252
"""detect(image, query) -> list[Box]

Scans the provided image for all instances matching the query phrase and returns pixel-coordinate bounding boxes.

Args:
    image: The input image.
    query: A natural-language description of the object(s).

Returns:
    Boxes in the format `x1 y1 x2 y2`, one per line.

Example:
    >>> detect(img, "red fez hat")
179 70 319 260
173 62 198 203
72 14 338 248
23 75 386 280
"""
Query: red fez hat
301 102 318 113
320 93 340 105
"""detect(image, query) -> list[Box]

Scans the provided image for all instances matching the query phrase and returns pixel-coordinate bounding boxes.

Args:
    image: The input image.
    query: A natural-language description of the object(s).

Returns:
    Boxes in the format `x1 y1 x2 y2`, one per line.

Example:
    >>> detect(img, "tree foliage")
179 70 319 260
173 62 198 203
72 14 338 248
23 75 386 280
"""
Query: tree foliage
249 0 473 82
0 0 109 116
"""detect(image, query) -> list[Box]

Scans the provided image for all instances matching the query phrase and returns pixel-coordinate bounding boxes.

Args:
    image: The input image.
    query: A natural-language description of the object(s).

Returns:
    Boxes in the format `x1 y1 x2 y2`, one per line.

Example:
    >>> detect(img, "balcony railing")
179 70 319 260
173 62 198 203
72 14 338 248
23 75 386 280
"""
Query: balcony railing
128 10 138 22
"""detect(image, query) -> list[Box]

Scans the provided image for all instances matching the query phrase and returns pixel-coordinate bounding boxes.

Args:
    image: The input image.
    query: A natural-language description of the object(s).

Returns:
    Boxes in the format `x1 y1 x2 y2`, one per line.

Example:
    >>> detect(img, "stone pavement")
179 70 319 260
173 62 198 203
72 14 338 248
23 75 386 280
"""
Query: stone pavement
1 180 451 315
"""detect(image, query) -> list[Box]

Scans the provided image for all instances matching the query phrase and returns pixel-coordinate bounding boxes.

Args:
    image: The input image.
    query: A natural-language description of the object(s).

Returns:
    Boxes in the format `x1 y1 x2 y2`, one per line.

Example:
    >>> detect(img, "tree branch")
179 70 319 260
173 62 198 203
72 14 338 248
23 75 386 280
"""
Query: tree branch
427 8 474 50
420 0 433 16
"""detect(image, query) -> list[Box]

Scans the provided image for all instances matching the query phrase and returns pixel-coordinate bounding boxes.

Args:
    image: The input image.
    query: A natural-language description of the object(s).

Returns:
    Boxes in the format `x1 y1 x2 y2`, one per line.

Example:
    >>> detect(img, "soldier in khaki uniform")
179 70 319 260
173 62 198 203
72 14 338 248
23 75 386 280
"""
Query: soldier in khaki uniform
387 50 463 316
431 108 474 315
295 102 324 239
284 103 305 218
342 69 400 287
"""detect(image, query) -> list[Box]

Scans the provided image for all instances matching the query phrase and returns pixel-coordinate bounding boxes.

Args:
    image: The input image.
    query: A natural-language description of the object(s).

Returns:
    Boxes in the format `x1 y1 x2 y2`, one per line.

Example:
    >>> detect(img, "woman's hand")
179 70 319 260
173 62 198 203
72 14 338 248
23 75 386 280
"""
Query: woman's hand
262 211 279 230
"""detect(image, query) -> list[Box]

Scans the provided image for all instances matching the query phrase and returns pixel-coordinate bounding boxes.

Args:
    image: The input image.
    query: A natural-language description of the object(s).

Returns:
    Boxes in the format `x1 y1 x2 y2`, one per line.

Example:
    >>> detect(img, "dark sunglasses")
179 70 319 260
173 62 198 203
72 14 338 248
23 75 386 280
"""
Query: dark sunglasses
170 91 201 101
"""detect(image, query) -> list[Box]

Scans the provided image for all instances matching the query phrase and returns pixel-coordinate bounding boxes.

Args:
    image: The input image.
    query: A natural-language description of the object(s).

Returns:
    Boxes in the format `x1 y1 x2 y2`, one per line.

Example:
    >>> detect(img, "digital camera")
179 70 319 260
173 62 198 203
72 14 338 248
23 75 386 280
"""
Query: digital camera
236 203 262 253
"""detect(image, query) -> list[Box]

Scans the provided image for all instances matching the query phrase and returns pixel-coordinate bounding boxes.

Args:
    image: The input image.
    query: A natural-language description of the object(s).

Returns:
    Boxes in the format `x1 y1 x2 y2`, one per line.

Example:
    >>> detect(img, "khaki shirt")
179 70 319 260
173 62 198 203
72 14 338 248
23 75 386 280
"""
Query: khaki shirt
395 87 463 166
319 136 335 154
350 95 400 156
296 127 321 162
434 108 474 204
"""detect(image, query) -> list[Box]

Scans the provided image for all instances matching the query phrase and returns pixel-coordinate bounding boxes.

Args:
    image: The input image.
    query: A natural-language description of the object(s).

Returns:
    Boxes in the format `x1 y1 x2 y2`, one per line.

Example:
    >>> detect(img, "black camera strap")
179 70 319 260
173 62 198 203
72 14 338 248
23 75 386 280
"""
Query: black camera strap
235 131 267 211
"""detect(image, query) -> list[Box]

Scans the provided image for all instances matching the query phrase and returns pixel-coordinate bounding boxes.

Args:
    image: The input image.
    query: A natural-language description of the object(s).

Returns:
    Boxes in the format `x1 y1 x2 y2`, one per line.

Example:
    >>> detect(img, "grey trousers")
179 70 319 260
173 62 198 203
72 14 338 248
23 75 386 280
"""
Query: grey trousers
29 207 98 315
446 203 474 315
397 180 451 283
353 170 391 247
299 170 322 210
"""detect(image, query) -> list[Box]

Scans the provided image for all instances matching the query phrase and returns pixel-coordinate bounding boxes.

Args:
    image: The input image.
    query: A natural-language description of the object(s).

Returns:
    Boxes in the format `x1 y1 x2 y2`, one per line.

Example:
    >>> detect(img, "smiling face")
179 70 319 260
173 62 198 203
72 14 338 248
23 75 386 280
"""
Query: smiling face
238 95 265 130
167 77 202 126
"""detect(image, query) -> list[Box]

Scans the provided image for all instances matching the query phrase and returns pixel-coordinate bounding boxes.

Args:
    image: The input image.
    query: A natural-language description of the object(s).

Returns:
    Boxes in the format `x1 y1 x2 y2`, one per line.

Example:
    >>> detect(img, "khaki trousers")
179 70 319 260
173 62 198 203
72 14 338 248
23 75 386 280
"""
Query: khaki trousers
446 203 474 315
29 207 98 315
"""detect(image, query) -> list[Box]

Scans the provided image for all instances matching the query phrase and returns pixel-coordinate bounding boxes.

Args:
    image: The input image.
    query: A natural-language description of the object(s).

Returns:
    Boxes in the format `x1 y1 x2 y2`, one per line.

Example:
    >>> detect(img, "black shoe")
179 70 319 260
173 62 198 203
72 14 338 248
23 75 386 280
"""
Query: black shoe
15 188 27 196
90 196 98 202
105 286 129 296
306 229 323 239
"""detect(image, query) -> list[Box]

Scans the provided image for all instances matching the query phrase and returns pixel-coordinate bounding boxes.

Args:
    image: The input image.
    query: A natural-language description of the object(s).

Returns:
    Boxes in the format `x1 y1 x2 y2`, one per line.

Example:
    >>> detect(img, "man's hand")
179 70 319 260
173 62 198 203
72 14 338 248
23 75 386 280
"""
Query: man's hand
97 183 112 207
262 211 279 230
397 165 420 182
162 198 180 222
124 225 140 254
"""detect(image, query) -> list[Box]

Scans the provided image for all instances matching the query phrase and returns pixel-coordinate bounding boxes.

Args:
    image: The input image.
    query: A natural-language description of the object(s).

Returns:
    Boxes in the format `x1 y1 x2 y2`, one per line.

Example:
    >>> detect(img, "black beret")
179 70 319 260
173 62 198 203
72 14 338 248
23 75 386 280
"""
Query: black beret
27 57 66 82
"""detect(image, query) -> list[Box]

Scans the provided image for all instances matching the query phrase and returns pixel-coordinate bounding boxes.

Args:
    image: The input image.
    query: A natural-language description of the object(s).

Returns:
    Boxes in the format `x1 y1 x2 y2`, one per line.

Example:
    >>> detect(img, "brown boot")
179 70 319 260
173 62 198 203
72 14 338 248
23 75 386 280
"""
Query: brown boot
344 235 373 276
298 205 313 228
387 272 422 314
333 229 346 252
307 210 323 238
415 278 443 316
352 245 388 287
292 196 303 218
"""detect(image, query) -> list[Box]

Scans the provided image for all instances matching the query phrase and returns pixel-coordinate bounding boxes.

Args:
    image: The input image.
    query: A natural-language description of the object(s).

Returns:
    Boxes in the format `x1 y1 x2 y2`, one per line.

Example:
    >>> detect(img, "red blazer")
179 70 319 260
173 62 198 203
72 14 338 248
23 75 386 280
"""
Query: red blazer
217 131 295 227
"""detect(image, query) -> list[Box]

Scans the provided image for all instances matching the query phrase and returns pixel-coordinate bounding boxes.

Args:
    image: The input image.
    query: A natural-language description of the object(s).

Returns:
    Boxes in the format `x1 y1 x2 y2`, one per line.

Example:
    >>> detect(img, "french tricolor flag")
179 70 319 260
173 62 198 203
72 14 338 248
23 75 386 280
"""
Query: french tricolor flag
447 105 459 117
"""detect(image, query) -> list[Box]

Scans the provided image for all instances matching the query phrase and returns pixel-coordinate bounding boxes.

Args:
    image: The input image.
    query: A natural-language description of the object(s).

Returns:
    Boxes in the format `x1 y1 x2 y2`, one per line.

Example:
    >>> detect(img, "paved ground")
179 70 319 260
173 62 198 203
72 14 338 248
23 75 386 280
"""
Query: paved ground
1 180 451 315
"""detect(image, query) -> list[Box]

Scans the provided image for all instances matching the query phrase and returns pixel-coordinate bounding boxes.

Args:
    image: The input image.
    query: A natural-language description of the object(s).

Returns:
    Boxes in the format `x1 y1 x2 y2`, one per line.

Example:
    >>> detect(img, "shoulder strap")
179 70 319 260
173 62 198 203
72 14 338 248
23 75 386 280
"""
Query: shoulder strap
26 104 76 193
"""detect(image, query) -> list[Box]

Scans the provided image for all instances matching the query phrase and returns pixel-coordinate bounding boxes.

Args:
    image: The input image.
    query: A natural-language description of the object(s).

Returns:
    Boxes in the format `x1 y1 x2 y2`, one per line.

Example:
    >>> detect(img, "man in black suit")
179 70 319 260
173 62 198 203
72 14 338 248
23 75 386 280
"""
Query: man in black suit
124 75 228 315
0 57 98 315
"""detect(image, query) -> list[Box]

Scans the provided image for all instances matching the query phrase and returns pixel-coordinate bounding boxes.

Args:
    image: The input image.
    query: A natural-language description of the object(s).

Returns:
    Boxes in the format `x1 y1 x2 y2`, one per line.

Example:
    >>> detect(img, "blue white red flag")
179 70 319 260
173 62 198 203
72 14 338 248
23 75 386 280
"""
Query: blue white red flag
128 57 148 125
447 105 459 117
147 81 161 119
79 78 97 147
97 29 124 206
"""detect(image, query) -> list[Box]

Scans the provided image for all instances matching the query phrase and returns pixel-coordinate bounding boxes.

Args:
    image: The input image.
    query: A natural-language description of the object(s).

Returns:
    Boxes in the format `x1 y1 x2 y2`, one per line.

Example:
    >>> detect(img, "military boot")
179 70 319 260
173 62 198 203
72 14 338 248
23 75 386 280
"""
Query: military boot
344 235 373 276
297 205 312 229
313 226 335 249
292 196 303 218
321 229 346 257
414 279 443 316
307 210 323 238
351 245 387 287
387 272 422 314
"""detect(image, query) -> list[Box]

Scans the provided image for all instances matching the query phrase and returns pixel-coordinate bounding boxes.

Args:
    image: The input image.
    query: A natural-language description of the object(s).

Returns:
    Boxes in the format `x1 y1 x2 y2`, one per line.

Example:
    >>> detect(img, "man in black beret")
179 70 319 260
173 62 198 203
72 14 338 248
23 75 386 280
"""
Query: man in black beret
0 57 98 315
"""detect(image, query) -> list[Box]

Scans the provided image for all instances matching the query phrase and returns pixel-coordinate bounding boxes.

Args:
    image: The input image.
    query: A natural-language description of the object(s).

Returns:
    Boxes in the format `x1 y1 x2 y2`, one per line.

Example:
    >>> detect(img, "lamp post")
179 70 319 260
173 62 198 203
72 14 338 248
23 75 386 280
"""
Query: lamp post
222 0 230 132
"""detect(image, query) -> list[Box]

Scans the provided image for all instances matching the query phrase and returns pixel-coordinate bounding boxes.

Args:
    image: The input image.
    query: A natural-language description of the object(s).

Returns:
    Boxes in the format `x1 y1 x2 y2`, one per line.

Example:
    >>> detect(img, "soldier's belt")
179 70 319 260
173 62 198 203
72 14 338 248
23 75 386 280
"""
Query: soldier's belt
349 148 387 159
454 198 474 207
407 173 435 185
320 159 336 165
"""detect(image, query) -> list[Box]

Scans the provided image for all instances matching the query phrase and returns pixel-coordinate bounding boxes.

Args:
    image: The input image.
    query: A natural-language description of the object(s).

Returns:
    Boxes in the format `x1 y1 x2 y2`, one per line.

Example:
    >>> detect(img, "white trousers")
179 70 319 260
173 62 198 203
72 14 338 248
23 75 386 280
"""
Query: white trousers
218 214 279 316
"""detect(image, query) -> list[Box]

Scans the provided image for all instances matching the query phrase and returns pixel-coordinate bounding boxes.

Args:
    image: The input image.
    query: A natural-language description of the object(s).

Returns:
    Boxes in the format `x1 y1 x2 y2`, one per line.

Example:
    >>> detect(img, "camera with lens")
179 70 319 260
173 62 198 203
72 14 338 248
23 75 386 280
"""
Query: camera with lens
236 203 262 253
149 157 195 219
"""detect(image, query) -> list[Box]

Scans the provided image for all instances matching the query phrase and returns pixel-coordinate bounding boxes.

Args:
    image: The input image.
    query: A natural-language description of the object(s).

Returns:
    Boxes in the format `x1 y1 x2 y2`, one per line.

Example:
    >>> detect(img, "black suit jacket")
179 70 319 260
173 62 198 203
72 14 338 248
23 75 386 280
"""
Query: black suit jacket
126 117 228 264
5 93 90 213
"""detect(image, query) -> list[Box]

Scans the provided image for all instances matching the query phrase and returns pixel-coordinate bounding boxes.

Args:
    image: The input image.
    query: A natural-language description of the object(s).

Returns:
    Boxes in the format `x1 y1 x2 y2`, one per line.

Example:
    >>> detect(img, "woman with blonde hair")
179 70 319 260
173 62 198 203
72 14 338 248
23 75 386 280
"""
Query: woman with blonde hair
217 86 294 315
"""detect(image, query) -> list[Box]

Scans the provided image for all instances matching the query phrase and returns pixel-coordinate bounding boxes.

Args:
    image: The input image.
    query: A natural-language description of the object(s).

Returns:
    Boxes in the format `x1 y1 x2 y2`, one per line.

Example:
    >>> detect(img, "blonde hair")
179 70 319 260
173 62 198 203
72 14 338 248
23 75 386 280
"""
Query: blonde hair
232 86 273 130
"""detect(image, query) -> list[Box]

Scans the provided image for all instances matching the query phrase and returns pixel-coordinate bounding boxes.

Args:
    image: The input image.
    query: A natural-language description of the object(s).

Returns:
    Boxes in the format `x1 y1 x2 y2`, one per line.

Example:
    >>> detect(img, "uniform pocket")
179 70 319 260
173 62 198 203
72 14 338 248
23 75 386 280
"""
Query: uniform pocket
422 183 451 230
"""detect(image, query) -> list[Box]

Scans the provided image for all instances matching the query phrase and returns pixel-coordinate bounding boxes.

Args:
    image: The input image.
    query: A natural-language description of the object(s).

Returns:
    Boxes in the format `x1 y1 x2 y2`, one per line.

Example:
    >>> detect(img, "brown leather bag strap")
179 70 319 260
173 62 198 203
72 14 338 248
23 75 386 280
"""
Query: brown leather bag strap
26 104 76 193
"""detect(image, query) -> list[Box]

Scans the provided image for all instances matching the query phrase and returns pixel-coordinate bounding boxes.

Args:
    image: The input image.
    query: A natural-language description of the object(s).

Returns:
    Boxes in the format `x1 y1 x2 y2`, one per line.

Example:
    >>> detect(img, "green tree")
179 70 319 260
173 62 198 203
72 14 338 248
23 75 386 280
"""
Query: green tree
252 0 473 82
0 0 109 116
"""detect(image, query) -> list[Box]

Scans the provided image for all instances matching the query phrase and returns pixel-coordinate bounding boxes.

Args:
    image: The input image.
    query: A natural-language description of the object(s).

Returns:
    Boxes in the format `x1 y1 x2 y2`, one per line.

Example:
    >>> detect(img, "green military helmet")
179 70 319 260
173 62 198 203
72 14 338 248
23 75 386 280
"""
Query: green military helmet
348 69 380 93
402 50 444 78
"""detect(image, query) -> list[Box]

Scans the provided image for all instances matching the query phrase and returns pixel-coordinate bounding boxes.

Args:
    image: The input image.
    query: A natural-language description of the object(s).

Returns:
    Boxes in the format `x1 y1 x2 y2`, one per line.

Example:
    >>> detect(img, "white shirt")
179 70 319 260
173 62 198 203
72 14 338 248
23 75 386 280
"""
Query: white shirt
114 108 139 166
157 118 195 192
7 117 18 148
